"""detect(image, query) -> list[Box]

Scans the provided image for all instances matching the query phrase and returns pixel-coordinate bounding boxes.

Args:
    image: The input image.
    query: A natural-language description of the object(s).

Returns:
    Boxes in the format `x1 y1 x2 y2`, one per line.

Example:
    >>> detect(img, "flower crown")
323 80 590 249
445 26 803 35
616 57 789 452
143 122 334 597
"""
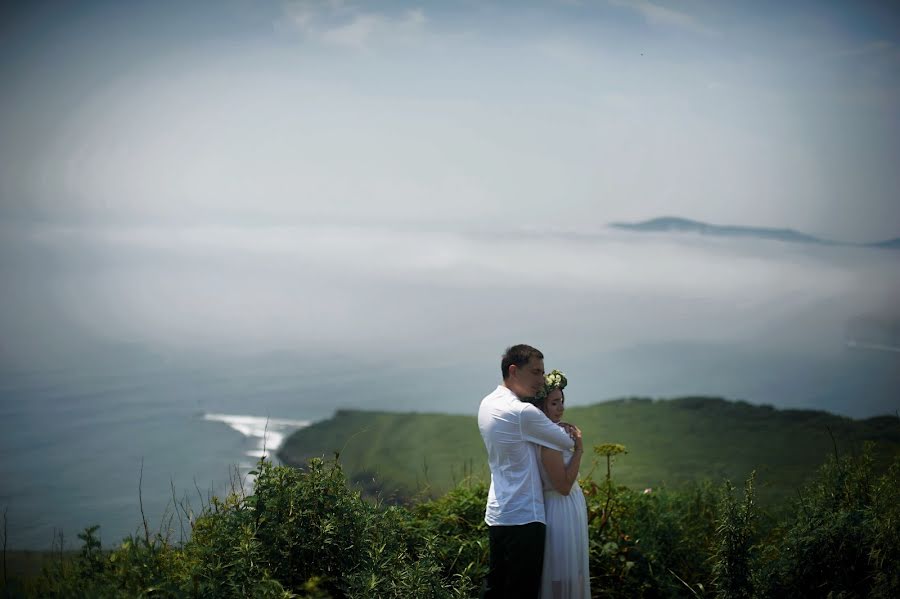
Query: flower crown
536 369 567 400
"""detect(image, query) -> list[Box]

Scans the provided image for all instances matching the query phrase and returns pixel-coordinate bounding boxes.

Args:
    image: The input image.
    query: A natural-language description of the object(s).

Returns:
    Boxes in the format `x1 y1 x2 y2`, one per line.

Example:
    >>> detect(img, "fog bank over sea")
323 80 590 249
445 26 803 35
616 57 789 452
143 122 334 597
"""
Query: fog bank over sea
2 220 898 415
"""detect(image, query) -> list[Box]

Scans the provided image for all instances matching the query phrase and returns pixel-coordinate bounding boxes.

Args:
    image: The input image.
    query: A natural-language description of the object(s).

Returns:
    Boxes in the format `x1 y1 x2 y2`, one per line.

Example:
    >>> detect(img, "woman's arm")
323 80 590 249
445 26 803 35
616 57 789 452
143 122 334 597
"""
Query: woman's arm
540 425 584 496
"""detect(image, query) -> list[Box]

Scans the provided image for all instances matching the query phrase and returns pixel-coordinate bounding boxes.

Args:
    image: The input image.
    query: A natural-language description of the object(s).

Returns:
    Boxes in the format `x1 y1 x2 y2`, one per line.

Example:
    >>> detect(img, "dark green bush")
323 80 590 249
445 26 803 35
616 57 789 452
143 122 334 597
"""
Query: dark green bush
411 480 489 594
19 444 899 599
24 458 465 598
712 474 756 599
582 467 719 597
189 457 464 598
755 446 900 599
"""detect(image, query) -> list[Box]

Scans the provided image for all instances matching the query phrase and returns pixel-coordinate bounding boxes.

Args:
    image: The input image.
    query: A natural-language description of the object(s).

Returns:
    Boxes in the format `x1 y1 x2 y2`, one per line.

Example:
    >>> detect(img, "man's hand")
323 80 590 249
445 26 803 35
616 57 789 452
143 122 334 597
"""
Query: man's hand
558 422 582 449
558 421 576 436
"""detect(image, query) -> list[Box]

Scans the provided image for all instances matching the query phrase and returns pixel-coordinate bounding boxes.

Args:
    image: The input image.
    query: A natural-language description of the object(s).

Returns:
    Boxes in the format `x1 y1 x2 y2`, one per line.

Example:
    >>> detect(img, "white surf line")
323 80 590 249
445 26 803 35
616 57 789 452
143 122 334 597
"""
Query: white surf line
203 413 312 457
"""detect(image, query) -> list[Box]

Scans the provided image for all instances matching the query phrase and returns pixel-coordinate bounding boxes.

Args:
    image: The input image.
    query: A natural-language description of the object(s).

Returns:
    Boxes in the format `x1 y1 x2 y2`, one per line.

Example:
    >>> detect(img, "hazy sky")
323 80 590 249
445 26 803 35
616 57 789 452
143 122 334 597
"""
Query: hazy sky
2 0 899 240
1 1 899 413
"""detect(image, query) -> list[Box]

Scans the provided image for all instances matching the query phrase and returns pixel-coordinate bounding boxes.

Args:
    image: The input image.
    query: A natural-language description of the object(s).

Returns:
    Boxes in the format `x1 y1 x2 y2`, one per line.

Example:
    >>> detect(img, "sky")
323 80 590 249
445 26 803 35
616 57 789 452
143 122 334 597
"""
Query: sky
1 0 899 240
0 1 898 418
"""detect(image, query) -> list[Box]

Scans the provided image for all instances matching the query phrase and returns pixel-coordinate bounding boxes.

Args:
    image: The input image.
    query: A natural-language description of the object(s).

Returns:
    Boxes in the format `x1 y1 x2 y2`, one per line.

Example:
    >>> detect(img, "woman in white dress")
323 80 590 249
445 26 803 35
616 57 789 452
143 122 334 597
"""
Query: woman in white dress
533 370 590 599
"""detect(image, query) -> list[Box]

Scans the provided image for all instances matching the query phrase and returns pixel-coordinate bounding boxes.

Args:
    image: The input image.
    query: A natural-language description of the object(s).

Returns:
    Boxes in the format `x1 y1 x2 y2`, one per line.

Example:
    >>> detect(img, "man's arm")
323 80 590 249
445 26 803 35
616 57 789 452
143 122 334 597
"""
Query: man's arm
520 404 575 452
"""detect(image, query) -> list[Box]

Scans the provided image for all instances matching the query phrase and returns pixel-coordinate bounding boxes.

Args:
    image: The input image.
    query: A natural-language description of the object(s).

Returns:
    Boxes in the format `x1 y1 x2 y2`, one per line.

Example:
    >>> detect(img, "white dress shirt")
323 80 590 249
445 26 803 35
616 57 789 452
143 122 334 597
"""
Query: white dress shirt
478 385 575 526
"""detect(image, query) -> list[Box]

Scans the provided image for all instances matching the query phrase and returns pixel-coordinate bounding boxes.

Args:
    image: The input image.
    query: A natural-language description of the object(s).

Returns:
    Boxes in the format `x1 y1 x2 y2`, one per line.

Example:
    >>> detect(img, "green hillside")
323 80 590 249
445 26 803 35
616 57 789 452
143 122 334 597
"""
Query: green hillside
278 397 900 505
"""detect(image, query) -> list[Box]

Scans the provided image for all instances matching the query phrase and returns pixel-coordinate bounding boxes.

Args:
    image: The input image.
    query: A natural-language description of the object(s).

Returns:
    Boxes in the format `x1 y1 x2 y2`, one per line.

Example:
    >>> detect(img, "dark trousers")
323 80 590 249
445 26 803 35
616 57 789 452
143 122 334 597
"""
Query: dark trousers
482 522 546 599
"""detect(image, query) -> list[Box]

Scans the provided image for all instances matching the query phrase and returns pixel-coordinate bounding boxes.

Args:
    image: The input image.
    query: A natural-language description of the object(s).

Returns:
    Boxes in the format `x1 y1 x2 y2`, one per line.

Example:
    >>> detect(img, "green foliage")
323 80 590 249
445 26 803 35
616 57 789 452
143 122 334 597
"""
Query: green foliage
29 528 198 598
581 446 720 598
17 430 900 599
755 445 900 599
411 480 490 594
712 474 756 599
183 489 293 598
184 457 467 598
22 458 472 598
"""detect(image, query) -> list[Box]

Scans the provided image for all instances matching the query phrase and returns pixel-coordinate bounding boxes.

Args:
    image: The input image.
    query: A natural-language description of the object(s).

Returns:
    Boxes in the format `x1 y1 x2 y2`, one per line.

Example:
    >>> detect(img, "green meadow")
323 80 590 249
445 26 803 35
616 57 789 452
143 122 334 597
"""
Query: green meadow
278 397 900 505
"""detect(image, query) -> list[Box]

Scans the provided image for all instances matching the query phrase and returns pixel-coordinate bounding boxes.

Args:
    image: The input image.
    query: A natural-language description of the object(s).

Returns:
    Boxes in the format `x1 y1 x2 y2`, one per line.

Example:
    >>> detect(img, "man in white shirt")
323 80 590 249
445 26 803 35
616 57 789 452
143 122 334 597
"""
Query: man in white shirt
478 344 575 598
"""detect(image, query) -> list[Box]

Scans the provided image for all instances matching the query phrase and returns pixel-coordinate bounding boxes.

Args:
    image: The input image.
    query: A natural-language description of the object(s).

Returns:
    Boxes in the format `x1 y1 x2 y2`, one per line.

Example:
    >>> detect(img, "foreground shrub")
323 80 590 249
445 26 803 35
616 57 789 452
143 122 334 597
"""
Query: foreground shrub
756 445 900 599
188 457 467 598
583 443 720 597
20 443 899 598
411 479 490 594
26 459 469 598
712 474 756 599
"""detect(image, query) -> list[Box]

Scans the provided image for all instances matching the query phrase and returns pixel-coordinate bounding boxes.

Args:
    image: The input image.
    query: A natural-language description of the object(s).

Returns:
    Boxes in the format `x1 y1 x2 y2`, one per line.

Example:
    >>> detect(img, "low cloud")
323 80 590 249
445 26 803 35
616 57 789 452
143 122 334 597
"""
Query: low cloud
281 1 427 50
5 222 892 359
607 0 718 37
4 222 898 415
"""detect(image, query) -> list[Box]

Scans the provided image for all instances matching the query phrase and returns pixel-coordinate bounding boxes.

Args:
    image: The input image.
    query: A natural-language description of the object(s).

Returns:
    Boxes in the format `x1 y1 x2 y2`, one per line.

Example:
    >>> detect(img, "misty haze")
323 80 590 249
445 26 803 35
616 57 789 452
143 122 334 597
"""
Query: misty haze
2 220 899 419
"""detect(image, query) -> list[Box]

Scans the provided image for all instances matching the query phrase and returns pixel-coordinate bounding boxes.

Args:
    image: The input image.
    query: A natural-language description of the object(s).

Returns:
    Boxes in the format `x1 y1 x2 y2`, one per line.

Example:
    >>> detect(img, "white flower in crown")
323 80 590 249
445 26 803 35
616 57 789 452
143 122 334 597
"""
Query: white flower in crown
542 369 568 396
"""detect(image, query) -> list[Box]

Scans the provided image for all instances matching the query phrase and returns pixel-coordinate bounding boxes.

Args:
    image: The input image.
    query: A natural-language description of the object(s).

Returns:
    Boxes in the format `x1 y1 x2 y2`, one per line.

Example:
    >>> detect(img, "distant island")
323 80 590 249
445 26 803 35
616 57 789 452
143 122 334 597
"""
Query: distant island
610 217 900 249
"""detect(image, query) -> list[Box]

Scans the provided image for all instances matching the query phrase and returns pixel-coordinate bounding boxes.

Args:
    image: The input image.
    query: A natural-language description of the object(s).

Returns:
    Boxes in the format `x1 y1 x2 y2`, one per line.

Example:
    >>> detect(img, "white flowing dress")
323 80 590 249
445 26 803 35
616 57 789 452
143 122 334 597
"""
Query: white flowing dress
538 445 591 599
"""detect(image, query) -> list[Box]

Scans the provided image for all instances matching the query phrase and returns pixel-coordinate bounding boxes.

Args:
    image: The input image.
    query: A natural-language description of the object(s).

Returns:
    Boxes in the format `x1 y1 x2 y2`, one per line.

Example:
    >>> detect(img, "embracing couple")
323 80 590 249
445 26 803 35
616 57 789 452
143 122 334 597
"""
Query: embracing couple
478 344 590 599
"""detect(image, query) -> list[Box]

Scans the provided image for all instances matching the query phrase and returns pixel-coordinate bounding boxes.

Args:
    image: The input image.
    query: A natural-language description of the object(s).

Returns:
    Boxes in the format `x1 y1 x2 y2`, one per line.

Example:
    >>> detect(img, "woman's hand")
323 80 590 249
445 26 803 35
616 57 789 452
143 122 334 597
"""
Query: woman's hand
559 421 576 437
560 421 583 452
570 424 583 452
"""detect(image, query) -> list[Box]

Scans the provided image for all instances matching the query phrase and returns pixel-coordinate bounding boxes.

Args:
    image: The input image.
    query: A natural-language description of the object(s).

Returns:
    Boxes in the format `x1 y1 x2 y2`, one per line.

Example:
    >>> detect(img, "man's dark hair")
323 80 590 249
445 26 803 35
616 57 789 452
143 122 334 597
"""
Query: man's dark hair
501 344 544 380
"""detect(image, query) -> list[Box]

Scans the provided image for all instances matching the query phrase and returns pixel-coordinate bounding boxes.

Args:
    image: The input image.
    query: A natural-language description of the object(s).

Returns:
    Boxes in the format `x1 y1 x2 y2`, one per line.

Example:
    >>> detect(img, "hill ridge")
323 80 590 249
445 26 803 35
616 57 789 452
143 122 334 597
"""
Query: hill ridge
278 396 900 505
610 216 900 248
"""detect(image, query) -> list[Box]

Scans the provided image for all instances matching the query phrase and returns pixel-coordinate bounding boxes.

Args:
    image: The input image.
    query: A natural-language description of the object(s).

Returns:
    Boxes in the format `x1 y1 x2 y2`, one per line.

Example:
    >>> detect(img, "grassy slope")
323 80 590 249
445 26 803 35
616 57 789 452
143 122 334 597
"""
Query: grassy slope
2 551 79 593
278 397 900 505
